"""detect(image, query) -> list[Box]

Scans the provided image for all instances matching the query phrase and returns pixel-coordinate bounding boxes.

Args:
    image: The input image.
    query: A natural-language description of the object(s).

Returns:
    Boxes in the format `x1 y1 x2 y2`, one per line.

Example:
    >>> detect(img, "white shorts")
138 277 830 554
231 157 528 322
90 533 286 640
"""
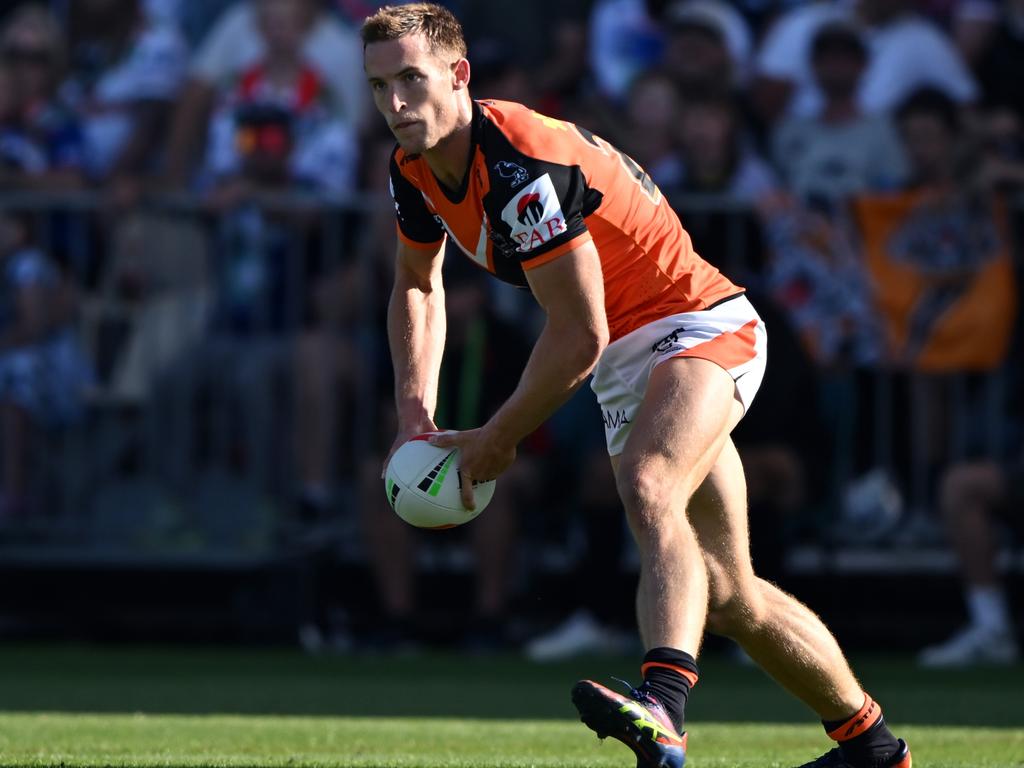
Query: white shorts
590 293 768 455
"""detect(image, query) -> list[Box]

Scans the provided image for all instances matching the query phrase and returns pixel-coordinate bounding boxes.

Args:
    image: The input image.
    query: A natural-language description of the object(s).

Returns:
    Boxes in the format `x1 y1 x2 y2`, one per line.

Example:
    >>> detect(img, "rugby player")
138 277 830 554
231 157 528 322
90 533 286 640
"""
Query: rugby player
362 5 911 767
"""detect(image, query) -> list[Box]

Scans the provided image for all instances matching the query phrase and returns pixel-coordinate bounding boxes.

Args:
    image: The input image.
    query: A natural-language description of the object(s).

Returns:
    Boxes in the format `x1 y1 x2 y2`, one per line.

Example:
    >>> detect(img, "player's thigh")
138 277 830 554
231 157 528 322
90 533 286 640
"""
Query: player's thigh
614 356 743 514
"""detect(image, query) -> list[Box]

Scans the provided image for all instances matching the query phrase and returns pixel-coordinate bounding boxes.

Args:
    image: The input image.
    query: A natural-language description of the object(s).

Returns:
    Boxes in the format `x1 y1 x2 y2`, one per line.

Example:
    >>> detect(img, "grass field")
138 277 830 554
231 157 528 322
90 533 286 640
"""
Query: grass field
0 645 1021 767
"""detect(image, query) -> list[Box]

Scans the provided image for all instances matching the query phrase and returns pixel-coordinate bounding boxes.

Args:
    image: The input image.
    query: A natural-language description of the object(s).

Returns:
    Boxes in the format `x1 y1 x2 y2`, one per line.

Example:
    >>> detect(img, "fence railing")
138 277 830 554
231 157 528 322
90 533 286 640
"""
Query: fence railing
0 191 1018 567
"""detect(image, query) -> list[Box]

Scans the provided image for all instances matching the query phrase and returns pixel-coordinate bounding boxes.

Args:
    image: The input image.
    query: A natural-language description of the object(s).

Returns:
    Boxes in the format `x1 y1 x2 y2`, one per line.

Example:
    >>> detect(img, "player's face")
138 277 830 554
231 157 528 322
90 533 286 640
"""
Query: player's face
365 33 465 155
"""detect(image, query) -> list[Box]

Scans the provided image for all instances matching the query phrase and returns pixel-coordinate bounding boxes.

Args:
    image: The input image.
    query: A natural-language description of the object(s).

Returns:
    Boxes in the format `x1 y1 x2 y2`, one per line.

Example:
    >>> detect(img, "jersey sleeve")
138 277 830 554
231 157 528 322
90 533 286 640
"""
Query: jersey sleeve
485 158 594 270
389 150 446 249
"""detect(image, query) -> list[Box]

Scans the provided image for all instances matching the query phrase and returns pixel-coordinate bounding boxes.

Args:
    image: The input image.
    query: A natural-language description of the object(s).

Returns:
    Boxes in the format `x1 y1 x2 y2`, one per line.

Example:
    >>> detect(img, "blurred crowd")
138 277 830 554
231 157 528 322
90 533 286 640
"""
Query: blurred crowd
0 0 1021 663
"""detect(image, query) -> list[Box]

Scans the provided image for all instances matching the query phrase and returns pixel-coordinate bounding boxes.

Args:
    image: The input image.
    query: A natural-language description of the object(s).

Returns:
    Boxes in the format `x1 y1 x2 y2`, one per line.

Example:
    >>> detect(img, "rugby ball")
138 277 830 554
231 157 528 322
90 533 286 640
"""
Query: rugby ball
384 434 496 529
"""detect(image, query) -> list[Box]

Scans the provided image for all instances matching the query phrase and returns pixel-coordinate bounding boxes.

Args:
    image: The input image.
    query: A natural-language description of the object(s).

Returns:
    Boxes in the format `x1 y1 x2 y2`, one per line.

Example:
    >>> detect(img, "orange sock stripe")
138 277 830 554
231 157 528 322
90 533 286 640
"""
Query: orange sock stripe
827 694 883 742
641 661 699 688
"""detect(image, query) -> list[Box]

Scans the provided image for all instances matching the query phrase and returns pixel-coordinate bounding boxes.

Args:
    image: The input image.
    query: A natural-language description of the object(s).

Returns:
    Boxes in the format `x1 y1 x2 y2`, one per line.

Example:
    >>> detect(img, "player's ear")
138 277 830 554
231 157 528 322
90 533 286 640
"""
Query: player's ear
452 58 470 91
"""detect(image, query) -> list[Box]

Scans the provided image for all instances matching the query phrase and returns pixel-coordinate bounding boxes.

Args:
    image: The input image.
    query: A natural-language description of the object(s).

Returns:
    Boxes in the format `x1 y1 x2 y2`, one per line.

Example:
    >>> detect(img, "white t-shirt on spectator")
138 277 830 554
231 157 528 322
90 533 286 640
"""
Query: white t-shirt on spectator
69 22 188 178
773 114 908 203
190 2 367 128
755 4 976 117
860 17 977 112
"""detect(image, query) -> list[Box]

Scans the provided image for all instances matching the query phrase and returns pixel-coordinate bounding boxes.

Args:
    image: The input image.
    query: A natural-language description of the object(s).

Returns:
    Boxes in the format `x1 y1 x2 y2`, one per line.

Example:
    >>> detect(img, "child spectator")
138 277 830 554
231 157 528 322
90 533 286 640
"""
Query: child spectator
201 0 357 198
163 0 364 188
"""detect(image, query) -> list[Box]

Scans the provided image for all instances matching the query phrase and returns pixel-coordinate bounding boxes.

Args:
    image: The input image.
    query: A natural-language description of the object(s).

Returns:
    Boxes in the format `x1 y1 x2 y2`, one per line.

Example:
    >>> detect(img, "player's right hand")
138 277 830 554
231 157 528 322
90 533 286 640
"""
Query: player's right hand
381 419 439 478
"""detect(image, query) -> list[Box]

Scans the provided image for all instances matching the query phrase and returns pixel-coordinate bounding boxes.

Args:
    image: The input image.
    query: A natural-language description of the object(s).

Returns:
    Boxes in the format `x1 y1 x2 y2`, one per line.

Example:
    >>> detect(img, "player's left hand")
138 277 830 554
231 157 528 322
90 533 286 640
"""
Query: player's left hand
429 427 516 510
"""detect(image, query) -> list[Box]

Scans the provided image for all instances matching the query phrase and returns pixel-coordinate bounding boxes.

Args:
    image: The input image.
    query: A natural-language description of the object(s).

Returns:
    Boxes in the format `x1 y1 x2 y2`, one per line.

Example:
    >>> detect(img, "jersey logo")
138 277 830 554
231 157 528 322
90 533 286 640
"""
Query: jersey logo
500 173 568 253
517 193 543 225
531 111 568 131
494 160 529 188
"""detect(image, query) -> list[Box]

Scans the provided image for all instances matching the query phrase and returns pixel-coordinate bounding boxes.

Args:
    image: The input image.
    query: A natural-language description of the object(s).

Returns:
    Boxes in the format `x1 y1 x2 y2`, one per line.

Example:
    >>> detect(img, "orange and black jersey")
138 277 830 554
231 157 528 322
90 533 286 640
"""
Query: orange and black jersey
390 99 741 342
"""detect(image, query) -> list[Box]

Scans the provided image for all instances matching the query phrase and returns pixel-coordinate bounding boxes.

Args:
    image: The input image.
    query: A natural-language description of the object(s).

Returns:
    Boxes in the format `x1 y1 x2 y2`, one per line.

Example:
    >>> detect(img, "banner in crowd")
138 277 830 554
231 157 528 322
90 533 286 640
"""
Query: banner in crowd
854 191 1017 371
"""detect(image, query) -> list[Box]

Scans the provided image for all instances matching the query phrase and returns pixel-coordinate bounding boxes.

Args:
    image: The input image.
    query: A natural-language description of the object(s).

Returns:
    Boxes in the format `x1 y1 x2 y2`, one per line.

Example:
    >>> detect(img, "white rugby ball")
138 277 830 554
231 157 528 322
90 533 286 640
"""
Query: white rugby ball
384 434 496 529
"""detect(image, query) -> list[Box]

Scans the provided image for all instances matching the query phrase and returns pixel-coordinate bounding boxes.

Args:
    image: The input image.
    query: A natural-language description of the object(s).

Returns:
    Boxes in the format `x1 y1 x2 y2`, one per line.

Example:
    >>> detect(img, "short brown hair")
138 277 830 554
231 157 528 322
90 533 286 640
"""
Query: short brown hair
361 3 467 59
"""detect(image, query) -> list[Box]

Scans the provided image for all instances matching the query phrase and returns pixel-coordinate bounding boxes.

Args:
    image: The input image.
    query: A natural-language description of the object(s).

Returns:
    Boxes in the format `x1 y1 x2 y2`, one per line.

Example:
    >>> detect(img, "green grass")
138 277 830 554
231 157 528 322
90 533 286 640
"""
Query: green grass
0 645 1022 767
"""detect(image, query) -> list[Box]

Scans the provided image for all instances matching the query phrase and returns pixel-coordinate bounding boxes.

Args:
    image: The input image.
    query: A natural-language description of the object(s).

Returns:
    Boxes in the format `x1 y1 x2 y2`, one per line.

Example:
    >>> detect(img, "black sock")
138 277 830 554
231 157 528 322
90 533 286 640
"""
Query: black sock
822 695 901 767
637 647 699 733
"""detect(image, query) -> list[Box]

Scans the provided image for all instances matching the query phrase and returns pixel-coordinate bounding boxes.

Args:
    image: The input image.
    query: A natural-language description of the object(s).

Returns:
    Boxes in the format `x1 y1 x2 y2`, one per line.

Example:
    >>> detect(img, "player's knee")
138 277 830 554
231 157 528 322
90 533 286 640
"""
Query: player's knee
615 459 682 531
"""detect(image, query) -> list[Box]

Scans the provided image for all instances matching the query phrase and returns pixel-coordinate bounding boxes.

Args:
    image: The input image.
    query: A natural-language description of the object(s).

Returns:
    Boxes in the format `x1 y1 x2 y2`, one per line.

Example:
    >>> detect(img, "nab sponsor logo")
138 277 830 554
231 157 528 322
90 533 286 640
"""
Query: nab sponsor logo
494 160 529 188
517 193 544 225
603 409 631 429
500 174 569 253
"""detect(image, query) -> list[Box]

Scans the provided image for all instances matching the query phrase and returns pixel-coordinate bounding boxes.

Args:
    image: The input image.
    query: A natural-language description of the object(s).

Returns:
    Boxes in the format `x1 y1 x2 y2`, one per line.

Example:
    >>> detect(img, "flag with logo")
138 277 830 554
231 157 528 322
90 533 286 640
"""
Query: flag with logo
853 191 1017 371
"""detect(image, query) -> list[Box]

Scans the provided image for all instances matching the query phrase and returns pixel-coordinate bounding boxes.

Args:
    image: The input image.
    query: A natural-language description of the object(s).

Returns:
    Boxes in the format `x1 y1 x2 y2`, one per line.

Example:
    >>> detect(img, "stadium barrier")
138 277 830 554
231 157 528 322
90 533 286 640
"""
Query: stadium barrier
0 190 1017 579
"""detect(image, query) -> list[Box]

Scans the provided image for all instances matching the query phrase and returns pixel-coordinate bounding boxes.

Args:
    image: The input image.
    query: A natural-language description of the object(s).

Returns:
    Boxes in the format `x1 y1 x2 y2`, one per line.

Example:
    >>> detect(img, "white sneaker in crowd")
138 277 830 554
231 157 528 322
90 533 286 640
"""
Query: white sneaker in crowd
524 610 635 662
918 624 1020 667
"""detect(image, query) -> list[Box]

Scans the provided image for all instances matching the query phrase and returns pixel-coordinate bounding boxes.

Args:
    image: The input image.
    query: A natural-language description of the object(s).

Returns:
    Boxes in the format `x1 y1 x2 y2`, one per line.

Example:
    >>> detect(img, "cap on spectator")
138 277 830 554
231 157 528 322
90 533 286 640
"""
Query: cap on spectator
663 0 752 77
811 21 868 61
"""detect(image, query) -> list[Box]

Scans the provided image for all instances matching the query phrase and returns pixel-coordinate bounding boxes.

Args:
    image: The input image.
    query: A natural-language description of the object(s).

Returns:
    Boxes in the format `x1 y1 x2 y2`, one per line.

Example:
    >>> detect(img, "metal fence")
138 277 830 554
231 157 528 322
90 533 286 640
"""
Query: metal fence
0 191 1018 572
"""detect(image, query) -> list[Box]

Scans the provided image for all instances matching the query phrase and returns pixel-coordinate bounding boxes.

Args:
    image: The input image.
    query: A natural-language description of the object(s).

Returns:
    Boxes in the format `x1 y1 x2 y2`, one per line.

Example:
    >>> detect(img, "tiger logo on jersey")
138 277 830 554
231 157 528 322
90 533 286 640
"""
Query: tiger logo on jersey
500 174 568 253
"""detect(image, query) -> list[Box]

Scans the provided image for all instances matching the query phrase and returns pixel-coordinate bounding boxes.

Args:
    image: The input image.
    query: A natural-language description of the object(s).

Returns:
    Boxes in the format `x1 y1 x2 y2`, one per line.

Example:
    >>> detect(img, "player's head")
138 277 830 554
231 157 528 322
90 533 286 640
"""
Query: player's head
362 3 470 155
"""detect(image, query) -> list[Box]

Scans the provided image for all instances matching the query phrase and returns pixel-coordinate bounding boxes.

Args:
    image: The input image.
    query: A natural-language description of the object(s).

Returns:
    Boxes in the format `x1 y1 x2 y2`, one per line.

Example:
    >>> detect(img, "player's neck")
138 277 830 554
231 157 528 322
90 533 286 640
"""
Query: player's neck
424 98 475 191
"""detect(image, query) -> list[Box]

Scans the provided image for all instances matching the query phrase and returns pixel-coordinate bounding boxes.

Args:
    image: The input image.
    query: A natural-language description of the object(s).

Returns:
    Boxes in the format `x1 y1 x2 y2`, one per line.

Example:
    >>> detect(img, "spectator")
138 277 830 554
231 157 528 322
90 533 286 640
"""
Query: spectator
62 0 187 184
752 0 977 125
588 0 665 103
850 87 1017 372
759 192 882 368
673 89 777 201
959 0 1024 193
616 69 684 191
0 212 94 521
196 0 358 522
163 0 365 188
772 21 907 206
0 4 84 190
661 0 753 95
0 61 48 181
964 0 1024 115
201 0 357 198
950 0 1001 70
919 446 1022 665
858 0 977 113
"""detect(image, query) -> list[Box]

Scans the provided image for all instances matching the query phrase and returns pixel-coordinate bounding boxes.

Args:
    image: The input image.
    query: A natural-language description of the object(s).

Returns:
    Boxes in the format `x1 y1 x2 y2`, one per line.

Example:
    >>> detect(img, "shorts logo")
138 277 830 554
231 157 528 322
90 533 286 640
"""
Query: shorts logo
652 327 686 354
603 409 631 429
494 160 529 188
500 173 569 253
